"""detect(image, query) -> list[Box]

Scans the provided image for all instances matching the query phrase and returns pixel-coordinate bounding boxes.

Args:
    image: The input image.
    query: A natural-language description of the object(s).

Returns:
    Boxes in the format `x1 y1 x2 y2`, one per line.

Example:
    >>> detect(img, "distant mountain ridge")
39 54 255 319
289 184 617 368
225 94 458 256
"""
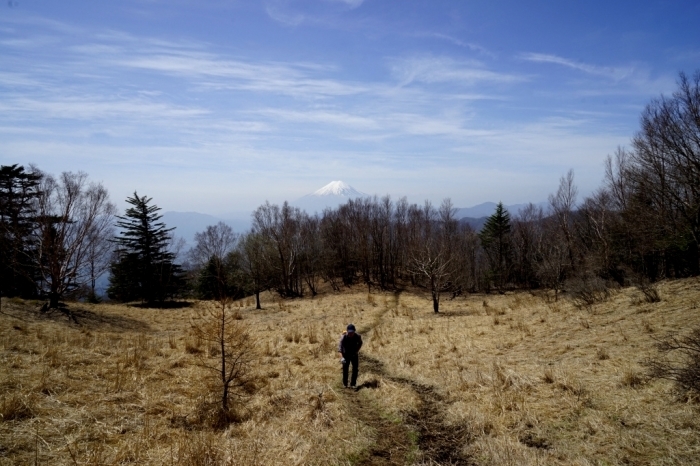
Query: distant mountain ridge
454 201 548 219
455 201 549 232
161 211 251 246
160 181 548 243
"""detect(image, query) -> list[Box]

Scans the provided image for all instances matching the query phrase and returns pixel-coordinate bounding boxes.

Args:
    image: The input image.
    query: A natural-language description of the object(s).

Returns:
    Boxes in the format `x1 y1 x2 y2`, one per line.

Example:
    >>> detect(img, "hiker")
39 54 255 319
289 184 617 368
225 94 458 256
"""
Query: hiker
338 323 363 388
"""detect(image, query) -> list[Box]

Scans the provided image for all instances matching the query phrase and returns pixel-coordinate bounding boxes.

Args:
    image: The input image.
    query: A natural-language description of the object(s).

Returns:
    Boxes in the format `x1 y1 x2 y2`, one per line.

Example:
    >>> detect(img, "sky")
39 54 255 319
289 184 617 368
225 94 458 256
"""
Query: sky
2 0 699 216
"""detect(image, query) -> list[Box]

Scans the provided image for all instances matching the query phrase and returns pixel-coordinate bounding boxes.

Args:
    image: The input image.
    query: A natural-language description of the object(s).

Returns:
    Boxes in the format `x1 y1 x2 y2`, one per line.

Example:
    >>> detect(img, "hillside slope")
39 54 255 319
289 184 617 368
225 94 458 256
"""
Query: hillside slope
2 279 699 465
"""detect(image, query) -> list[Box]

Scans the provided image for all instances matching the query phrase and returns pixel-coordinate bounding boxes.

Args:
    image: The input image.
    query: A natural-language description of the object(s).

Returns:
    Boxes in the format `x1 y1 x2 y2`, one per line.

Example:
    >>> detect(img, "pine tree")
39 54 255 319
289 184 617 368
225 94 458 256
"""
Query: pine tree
0 164 42 299
108 192 183 305
479 202 513 290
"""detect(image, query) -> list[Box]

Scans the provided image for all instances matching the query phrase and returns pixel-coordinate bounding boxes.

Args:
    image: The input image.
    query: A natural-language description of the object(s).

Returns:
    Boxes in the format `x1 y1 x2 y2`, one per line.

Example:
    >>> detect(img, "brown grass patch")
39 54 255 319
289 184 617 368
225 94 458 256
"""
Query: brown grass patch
1 278 700 464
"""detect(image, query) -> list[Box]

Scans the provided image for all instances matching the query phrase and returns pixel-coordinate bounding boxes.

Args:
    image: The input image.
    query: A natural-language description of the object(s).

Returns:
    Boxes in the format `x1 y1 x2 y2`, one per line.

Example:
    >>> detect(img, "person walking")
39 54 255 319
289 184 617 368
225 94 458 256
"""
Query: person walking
338 323 363 389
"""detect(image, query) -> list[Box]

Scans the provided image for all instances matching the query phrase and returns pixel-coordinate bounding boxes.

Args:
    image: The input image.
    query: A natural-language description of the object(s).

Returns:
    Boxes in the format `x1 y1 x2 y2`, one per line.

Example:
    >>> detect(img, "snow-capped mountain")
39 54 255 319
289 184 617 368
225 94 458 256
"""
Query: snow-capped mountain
294 181 368 213
310 180 366 197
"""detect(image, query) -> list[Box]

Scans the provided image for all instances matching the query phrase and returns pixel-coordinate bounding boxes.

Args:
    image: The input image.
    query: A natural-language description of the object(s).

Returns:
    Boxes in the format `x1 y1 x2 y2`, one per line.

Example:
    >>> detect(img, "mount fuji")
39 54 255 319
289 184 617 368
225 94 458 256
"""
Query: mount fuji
293 181 368 213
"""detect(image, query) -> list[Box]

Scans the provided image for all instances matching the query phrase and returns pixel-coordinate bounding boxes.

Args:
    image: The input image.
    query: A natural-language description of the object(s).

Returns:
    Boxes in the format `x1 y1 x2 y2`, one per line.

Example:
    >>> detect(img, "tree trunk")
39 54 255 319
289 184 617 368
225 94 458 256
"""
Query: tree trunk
220 303 228 412
432 292 439 313
255 290 261 310
49 291 60 309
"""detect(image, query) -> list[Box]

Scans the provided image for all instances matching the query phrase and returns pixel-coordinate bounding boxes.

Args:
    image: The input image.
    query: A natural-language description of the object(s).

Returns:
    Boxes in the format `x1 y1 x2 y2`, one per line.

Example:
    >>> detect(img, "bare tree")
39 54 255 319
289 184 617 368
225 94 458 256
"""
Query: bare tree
239 232 272 309
410 200 455 313
252 202 304 297
511 203 542 288
549 169 579 273
33 171 116 309
536 217 568 301
631 71 700 276
189 222 239 271
299 214 322 296
84 222 115 302
189 222 241 301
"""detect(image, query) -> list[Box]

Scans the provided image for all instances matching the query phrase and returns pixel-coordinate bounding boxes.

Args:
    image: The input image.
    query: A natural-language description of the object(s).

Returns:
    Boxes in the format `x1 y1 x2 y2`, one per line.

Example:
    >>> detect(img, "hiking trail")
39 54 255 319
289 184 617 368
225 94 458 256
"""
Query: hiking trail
340 308 472 465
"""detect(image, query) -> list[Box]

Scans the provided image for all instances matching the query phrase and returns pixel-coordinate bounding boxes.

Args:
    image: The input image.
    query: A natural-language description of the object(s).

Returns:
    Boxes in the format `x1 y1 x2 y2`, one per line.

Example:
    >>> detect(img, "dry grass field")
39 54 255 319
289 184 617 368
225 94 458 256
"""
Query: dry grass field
2 278 700 465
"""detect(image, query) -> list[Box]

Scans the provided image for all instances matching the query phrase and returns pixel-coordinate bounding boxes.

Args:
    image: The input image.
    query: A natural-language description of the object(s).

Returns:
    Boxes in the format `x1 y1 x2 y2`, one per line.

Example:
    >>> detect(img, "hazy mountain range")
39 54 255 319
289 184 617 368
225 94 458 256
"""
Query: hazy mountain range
162 181 547 245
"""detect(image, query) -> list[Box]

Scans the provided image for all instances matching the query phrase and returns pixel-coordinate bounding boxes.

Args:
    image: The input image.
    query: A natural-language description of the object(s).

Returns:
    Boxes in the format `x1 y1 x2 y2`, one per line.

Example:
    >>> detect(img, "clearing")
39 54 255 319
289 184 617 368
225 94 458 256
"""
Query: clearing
2 279 700 464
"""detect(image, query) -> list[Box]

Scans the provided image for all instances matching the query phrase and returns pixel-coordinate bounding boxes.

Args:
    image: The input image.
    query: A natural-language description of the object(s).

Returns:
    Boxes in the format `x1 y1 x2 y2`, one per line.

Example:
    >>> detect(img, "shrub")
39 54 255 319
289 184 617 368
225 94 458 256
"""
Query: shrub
637 279 661 303
1 394 33 421
567 275 611 309
644 327 700 397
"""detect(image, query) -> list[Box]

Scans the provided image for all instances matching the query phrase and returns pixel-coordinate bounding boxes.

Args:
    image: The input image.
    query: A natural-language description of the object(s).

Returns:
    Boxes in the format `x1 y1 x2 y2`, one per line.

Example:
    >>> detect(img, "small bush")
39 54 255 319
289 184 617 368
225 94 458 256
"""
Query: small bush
644 327 700 397
568 275 611 309
176 432 224 465
596 347 610 360
620 369 645 388
637 279 661 303
1 394 33 421
542 367 555 384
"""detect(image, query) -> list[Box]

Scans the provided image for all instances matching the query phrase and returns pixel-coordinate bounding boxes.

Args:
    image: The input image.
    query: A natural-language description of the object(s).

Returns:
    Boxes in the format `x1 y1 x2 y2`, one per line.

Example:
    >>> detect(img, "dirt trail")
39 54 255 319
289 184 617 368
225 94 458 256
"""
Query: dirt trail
344 386 414 465
340 316 472 465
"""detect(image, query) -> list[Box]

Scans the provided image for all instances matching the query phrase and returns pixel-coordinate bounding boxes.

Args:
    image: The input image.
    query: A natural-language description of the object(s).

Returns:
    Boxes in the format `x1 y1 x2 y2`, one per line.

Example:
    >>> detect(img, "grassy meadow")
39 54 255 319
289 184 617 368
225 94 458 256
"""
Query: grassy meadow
2 279 700 465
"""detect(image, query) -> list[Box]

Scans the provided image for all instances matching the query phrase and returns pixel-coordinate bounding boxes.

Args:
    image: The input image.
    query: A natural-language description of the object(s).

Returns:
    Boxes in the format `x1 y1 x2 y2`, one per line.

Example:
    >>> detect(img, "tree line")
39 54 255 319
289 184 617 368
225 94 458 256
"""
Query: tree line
2 71 699 311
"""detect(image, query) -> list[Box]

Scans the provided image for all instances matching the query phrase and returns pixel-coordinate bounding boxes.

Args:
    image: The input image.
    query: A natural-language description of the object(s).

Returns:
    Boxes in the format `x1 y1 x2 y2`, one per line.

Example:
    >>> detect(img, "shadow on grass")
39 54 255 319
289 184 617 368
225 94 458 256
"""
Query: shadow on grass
128 300 194 310
354 378 381 392
1 300 152 332
44 304 153 332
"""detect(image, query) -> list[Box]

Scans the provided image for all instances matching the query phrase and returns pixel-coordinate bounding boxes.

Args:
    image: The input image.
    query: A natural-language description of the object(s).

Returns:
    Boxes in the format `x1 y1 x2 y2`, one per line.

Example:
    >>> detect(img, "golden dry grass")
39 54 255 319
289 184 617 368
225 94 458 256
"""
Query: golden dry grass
1 278 700 465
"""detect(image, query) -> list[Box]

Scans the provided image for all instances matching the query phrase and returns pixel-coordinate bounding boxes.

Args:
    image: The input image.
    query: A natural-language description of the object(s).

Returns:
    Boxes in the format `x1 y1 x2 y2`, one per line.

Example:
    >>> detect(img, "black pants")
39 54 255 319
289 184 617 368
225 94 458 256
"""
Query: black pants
342 353 359 387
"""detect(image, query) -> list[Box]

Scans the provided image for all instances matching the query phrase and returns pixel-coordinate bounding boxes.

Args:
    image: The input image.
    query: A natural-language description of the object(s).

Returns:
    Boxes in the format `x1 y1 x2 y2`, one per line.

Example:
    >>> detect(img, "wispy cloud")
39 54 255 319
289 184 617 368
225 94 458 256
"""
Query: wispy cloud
65 34 369 99
520 53 634 81
418 33 495 57
391 56 525 87
265 4 305 26
326 0 365 9
256 108 377 129
0 96 209 120
264 0 364 26
1 9 664 212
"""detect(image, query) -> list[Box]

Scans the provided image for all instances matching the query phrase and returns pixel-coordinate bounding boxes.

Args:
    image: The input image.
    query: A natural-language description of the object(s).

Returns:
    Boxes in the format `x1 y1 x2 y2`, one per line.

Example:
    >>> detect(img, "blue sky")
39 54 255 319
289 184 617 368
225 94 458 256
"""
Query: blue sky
2 0 698 215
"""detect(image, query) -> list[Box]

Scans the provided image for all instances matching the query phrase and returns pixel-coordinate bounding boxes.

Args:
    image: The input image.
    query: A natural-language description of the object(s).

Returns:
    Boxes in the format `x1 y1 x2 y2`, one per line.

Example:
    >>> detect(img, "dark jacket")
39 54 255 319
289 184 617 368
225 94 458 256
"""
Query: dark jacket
338 332 363 355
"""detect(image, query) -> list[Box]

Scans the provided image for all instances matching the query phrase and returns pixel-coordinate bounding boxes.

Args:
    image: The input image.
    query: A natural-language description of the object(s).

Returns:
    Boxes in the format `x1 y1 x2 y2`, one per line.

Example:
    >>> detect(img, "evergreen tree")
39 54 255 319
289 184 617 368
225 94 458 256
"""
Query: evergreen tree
195 253 247 301
108 192 183 305
0 164 42 299
479 202 513 290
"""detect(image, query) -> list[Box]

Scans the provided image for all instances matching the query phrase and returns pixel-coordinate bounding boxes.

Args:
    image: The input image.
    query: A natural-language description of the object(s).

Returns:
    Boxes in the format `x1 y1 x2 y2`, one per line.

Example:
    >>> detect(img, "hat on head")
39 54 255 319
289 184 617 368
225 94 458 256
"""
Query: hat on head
346 324 356 333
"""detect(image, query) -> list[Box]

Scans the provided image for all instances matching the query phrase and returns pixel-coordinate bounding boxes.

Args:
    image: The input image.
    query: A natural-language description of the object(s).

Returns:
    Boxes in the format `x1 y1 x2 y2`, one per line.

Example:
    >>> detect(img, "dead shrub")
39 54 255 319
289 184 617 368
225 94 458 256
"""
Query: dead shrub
644 326 700 396
542 366 556 384
637 279 661 303
620 369 645 388
175 432 224 465
306 325 318 344
1 393 34 421
307 392 332 427
596 346 610 360
568 275 611 309
320 331 335 354
285 328 302 344
184 335 203 354
557 377 587 397
170 358 187 369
